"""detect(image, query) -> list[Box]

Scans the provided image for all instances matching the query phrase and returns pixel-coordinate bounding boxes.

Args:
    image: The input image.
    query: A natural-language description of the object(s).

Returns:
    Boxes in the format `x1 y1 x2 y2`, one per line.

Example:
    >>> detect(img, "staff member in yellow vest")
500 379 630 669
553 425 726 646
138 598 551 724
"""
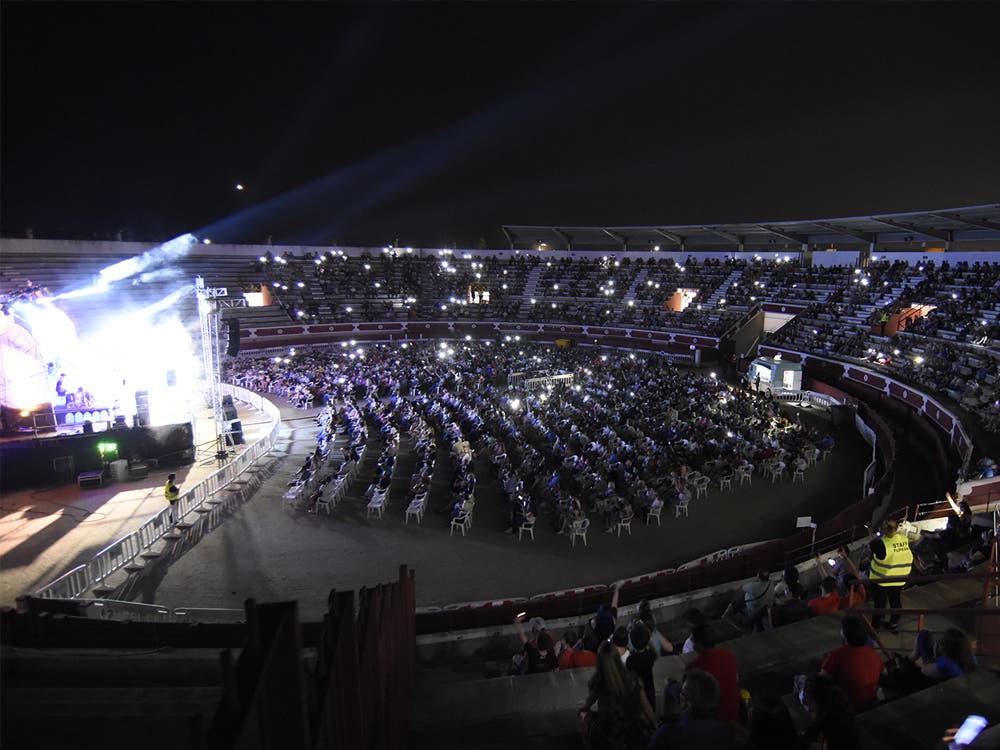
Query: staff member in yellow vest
868 518 913 633
164 473 181 524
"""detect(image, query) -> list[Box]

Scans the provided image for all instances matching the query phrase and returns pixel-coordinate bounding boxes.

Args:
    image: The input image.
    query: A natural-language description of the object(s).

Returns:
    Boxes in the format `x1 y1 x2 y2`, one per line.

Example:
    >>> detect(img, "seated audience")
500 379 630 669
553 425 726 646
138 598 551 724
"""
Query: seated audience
685 624 741 725
819 615 886 712
649 669 736 749
557 630 597 669
807 576 842 616
769 582 810 628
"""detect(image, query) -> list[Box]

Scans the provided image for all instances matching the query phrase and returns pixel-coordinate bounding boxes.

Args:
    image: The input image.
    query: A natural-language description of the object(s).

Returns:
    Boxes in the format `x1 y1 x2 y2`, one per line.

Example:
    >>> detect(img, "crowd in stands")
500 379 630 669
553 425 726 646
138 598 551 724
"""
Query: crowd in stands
505 596 976 749
756 259 1000 434
508 561 978 749
247 249 745 335
490 509 988 748
237 249 1000 434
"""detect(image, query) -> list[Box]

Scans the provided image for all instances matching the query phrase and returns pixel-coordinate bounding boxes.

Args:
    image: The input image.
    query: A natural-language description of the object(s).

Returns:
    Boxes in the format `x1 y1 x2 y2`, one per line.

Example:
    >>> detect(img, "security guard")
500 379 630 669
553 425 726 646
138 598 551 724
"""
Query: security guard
869 518 913 632
164 473 180 523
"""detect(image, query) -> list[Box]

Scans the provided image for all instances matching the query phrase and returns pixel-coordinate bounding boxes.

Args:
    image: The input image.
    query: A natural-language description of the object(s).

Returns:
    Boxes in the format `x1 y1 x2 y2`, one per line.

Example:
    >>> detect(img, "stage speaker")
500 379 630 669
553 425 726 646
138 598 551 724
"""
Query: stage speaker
7 403 58 434
223 404 238 421
221 394 235 408
226 420 244 445
226 319 241 356
135 390 150 427
52 455 75 483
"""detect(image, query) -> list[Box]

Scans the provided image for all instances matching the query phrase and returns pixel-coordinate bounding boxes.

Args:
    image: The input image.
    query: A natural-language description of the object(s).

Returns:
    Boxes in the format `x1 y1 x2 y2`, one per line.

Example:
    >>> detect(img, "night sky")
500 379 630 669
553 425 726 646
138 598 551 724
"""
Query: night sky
3 2 999 248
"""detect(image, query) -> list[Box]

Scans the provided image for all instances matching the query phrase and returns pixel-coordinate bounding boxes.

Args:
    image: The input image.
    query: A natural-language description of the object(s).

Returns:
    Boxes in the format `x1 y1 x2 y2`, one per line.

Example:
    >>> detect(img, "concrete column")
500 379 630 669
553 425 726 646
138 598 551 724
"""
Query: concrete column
860 242 874 268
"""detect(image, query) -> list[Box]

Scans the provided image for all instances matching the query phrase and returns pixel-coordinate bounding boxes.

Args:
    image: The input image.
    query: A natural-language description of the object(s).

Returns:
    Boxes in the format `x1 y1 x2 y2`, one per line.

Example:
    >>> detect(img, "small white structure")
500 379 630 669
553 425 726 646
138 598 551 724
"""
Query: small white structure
749 355 802 392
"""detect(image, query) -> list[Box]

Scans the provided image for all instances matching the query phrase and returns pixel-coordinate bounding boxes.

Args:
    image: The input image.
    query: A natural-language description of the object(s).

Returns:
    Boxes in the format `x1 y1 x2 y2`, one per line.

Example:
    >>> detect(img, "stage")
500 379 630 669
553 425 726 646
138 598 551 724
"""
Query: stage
0 399 273 608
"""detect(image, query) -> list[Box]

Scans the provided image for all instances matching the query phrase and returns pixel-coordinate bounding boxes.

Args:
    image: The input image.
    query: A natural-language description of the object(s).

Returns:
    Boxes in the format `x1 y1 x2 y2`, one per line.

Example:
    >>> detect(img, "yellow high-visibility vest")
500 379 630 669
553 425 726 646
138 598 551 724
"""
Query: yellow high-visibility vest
870 532 912 587
164 480 180 504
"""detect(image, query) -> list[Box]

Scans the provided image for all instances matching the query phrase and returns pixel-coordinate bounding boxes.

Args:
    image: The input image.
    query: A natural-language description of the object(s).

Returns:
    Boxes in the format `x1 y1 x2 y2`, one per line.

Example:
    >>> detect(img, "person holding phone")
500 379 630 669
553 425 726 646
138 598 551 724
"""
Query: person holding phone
945 715 990 748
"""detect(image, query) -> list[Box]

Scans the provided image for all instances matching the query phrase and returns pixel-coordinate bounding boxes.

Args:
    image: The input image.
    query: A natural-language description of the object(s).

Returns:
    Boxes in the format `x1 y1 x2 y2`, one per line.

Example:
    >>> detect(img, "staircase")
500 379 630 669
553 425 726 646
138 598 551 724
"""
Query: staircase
622 267 649 305
518 264 546 316
707 268 745 307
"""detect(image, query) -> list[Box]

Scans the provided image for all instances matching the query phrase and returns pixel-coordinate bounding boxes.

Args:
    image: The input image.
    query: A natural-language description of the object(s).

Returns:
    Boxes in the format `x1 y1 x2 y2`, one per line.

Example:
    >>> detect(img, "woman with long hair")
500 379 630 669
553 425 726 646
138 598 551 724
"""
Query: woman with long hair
578 641 657 750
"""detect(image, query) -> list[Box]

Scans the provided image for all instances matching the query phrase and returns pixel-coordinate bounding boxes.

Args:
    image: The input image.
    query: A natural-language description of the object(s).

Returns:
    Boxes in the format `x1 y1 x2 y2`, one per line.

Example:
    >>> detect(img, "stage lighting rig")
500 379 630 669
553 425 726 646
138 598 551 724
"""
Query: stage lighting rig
195 276 246 462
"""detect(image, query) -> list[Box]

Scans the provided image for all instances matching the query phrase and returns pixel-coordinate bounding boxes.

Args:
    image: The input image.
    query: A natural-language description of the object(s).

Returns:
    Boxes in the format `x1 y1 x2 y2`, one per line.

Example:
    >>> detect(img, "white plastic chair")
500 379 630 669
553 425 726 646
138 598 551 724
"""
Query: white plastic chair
450 510 471 536
646 504 662 526
792 458 808 483
314 491 333 515
283 482 304 508
570 518 590 547
674 497 690 518
518 516 536 541
366 491 386 519
405 499 424 524
737 465 753 486
617 512 634 537
694 476 710 499
718 475 733 491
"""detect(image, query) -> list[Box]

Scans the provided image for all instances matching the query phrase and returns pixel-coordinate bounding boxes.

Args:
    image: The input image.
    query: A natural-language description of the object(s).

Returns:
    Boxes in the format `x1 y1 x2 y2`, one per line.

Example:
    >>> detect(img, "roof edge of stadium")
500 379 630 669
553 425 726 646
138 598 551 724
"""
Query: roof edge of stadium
502 203 1000 247
503 203 1000 236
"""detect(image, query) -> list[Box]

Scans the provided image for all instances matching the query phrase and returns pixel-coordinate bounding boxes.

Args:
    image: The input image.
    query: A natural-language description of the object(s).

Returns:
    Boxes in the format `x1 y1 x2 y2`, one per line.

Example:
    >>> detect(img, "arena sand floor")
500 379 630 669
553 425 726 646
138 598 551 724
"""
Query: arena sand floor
146 394 874 622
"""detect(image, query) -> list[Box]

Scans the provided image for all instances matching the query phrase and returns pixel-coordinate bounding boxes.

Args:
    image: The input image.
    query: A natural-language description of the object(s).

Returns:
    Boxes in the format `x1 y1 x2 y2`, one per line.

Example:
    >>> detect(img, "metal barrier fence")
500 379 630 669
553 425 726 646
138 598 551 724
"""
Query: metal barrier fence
770 389 841 409
32 384 282 600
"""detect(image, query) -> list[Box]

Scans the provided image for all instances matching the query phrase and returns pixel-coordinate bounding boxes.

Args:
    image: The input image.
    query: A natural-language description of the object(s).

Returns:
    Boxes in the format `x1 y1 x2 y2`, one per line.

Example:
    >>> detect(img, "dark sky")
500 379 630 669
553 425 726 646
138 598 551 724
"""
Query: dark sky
3 2 999 248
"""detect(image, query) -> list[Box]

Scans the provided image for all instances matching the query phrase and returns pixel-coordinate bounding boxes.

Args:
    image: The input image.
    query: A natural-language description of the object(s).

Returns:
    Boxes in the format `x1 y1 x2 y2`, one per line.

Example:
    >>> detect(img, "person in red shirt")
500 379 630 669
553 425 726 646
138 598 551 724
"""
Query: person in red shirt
807 577 842 616
840 573 867 610
820 615 887 712
686 623 741 724
556 630 597 669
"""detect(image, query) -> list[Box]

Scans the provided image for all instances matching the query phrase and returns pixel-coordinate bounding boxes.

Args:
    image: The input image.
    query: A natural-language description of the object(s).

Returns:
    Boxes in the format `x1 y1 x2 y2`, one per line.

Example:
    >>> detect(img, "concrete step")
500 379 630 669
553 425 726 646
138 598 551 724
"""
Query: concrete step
409 710 580 750
857 670 1000 750
6 685 223 716
4 652 224 696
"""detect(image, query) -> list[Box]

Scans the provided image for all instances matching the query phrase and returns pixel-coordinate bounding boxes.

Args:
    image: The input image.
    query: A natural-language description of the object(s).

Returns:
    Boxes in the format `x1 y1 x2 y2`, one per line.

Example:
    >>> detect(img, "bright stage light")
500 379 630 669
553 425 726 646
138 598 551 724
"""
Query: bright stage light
103 234 198 285
236 183 244 191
